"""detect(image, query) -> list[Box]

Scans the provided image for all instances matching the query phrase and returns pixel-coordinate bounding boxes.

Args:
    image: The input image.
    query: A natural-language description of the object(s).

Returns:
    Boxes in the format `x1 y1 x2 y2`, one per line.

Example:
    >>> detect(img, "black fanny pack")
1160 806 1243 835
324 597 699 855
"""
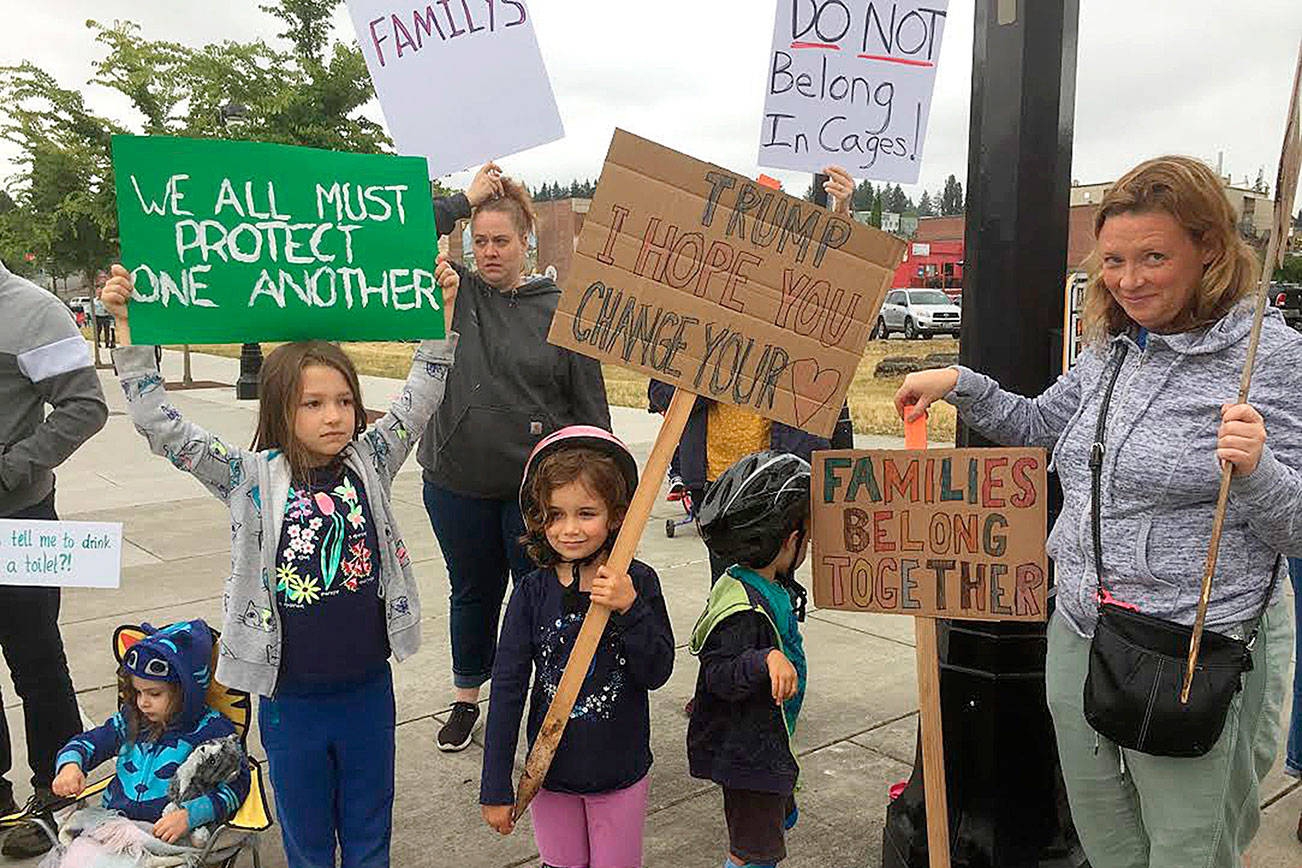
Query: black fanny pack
1081 342 1280 758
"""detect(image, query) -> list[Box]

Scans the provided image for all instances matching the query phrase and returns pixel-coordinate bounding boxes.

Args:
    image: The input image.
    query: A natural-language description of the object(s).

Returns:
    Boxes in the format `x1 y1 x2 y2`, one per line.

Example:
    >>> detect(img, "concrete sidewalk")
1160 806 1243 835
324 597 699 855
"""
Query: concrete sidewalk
2 344 1298 867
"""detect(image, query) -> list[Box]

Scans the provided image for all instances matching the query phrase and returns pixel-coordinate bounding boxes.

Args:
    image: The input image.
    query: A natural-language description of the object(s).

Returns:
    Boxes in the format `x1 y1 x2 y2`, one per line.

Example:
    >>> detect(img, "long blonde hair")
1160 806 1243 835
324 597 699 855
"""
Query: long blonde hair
1081 155 1259 344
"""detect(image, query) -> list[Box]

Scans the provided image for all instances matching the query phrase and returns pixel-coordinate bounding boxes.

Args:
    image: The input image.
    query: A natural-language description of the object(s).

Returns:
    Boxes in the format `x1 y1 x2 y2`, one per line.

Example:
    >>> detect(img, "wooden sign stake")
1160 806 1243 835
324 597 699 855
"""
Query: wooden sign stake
905 408 952 868
1181 40 1302 702
513 389 696 820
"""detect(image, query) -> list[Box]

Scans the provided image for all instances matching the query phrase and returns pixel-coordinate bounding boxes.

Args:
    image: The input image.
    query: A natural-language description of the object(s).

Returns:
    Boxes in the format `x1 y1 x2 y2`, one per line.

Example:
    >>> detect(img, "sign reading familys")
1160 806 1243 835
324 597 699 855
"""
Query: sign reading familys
812 448 1049 620
112 135 444 345
0 520 122 589
548 129 904 438
758 0 950 182
348 0 564 177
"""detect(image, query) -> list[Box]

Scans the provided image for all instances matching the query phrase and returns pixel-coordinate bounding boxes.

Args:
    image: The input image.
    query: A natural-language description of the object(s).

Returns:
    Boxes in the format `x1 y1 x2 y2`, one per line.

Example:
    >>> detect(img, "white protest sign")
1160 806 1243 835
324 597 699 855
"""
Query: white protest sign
758 0 950 183
347 0 564 177
0 520 122 589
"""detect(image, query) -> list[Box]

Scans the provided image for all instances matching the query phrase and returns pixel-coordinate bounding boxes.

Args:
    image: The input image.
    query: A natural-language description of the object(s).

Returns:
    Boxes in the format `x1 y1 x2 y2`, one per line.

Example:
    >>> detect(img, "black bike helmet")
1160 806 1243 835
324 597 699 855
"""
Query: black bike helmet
697 451 812 571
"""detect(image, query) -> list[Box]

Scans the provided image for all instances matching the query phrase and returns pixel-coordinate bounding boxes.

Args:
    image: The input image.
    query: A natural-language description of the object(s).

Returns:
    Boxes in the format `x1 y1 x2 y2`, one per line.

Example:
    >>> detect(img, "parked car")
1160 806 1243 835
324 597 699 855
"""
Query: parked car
875 288 962 339
68 296 91 314
1273 281 1302 332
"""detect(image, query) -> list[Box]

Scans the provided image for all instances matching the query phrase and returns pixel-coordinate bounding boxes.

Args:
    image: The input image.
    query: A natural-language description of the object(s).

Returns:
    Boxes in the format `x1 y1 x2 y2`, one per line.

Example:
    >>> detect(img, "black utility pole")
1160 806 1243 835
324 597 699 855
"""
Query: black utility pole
883 2 1083 867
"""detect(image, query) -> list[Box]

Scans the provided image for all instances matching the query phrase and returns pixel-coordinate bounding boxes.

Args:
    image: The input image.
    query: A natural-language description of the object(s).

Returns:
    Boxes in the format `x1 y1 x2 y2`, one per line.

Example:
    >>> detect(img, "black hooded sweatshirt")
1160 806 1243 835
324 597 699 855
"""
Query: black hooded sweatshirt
418 261 610 500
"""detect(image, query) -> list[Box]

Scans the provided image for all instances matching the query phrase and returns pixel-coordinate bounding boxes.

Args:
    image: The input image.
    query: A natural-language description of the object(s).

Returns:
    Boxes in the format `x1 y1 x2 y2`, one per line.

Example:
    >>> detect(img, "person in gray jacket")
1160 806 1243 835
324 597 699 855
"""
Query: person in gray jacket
420 177 610 752
897 156 1300 868
0 258 108 856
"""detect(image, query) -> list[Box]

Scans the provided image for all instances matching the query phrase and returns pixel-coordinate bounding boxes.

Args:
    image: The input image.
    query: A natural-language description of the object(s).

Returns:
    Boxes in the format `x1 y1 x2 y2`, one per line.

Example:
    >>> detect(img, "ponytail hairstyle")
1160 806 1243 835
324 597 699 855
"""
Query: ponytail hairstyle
1082 155 1259 344
470 177 537 240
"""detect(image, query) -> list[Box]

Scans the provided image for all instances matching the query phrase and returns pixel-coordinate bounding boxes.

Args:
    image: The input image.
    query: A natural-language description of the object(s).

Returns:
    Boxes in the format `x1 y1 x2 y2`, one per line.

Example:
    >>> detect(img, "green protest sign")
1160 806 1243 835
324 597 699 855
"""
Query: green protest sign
112 135 444 343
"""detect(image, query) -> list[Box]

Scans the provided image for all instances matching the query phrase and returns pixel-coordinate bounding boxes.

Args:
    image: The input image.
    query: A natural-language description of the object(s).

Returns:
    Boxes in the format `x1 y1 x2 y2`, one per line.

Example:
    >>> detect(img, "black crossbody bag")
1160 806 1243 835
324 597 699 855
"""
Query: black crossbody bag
1081 343 1281 758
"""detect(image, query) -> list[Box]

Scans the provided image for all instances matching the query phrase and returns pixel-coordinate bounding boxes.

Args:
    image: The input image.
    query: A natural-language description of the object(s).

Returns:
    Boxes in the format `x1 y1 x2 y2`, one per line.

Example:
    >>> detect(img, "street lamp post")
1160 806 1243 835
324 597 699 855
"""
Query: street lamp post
882 2 1083 867
217 102 262 400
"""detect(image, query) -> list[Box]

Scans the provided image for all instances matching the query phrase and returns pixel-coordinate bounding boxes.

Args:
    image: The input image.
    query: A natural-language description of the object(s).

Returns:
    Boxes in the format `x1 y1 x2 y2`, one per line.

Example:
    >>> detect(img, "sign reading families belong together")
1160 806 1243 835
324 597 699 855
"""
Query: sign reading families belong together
759 0 950 183
548 129 904 439
112 135 444 345
812 447 1049 620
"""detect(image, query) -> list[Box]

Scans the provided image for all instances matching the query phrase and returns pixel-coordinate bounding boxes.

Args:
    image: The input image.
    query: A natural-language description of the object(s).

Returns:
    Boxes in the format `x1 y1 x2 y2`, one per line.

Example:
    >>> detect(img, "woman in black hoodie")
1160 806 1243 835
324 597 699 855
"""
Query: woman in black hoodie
419 177 611 752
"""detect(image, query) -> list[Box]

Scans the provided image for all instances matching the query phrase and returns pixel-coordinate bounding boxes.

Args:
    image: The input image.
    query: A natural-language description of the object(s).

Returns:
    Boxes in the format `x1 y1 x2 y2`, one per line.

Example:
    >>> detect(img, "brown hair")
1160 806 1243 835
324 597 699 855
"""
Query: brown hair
252 341 366 482
471 177 537 239
117 667 181 742
1082 155 1260 344
520 447 631 567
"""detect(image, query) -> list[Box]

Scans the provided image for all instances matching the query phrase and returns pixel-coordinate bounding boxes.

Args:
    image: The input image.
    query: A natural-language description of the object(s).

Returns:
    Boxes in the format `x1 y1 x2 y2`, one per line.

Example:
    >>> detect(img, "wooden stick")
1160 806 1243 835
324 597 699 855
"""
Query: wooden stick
1181 40 1301 703
915 617 952 868
905 407 951 868
512 388 696 820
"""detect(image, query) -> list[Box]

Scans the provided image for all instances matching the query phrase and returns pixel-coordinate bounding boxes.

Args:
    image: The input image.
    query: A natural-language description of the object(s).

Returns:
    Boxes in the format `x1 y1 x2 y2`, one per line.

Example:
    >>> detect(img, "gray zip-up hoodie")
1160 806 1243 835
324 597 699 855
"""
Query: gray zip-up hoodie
113 336 456 696
0 261 108 515
949 303 1302 638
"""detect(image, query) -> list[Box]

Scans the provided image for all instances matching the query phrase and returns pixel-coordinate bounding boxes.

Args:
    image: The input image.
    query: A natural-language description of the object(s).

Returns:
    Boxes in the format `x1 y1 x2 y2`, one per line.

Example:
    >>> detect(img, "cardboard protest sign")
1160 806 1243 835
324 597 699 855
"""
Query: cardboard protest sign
347 0 563 177
812 447 1048 621
548 129 904 438
112 135 444 345
758 0 950 183
0 520 122 589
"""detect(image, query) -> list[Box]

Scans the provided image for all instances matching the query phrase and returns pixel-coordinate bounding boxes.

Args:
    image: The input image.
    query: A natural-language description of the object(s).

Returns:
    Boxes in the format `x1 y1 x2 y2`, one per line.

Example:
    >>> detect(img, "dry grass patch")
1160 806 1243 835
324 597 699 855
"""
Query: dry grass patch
185 337 959 439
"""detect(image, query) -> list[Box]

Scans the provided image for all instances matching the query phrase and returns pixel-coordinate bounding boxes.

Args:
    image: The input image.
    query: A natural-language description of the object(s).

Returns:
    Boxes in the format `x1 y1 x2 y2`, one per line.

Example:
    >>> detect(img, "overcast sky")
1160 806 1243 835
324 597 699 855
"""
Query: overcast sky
2 1 1299 211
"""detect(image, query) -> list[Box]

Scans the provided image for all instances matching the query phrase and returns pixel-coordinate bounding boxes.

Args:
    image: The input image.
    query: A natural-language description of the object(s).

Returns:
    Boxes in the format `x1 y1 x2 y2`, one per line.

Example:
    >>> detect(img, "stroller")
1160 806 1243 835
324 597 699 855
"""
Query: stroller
0 624 273 867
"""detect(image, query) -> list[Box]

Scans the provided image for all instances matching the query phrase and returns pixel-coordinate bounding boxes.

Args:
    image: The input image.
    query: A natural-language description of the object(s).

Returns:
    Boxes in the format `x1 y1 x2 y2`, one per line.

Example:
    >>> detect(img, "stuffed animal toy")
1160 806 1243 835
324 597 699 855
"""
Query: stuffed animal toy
163 734 245 847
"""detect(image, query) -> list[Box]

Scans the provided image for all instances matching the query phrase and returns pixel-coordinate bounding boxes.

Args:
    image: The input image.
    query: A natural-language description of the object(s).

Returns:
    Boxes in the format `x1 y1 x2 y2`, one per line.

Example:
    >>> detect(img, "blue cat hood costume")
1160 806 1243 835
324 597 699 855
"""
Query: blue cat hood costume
56 620 251 830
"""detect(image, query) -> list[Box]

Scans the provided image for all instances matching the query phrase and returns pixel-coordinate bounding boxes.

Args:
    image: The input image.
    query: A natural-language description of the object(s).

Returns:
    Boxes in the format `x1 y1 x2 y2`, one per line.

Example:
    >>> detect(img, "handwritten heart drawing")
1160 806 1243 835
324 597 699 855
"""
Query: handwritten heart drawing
790 358 842 429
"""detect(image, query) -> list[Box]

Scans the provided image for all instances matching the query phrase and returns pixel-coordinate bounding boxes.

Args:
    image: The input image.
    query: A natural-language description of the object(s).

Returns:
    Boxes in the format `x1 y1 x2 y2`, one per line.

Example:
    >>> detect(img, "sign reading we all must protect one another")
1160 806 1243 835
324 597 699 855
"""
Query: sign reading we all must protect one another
112 135 444 345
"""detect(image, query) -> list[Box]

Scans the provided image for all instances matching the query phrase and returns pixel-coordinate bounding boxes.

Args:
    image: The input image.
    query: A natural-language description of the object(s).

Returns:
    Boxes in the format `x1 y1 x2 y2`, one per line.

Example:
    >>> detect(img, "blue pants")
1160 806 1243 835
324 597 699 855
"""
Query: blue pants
1288 558 1302 777
422 482 532 689
259 668 395 868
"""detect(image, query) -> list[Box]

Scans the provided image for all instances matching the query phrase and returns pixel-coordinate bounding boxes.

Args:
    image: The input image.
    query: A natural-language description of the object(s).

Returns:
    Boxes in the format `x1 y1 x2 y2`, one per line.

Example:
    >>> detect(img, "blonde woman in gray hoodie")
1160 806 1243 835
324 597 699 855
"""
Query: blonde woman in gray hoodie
897 155 1301 868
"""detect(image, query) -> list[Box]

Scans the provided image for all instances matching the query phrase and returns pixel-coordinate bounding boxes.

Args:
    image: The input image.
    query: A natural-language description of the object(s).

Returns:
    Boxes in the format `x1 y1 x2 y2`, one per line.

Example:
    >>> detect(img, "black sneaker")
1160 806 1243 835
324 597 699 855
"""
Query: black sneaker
2 789 56 858
437 701 480 752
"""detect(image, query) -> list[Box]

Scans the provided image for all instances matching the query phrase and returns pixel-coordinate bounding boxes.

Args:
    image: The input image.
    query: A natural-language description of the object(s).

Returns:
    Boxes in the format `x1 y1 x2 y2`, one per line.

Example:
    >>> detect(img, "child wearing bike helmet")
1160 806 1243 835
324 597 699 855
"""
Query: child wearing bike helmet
479 426 675 868
688 451 812 868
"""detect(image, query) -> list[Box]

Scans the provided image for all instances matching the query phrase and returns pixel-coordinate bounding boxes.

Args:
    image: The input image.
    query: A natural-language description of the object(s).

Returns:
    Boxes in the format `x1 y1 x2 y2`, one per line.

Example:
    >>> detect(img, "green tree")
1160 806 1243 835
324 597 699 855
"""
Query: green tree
852 180 874 211
870 191 883 228
886 184 910 213
1276 254 1302 283
940 174 964 215
917 190 935 217
0 62 120 285
0 4 391 284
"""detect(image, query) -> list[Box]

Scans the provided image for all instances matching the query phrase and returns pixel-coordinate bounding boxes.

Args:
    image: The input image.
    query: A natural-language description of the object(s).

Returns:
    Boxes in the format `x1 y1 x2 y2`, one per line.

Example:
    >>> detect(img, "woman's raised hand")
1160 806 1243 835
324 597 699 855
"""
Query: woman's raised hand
465 161 504 207
822 165 854 215
434 251 459 333
894 368 960 423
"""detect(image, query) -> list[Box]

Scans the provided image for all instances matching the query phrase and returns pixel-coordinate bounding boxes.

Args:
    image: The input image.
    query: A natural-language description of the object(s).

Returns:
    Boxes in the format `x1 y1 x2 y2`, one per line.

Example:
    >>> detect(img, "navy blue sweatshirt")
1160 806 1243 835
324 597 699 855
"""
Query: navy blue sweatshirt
480 559 674 803
274 463 388 692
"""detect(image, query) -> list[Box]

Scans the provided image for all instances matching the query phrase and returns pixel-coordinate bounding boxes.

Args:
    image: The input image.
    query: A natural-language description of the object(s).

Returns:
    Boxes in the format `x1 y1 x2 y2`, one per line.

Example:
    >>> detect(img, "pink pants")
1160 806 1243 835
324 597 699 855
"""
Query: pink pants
530 775 650 868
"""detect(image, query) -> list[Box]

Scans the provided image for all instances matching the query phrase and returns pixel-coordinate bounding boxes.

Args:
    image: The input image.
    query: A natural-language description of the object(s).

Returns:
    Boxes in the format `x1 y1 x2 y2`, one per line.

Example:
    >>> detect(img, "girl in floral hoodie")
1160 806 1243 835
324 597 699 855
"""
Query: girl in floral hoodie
100 257 459 868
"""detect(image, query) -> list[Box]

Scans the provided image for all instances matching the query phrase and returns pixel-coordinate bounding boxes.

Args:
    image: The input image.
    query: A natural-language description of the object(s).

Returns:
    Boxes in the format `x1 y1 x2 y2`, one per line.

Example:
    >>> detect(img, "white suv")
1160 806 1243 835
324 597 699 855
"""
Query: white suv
876 288 962 339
